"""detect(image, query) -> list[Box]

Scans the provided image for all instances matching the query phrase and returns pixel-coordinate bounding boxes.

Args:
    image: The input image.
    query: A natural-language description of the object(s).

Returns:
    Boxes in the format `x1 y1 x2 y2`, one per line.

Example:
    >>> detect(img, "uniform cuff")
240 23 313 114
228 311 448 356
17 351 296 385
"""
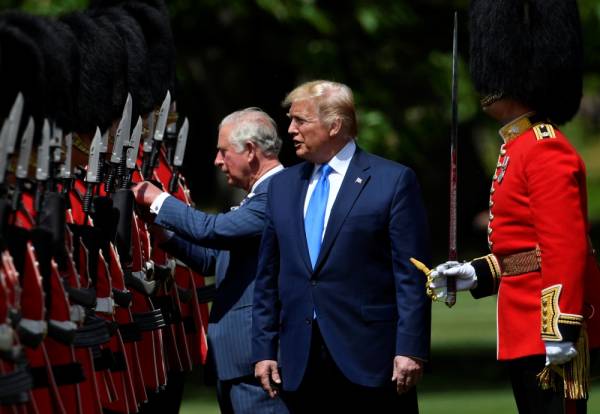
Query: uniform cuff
470 254 501 299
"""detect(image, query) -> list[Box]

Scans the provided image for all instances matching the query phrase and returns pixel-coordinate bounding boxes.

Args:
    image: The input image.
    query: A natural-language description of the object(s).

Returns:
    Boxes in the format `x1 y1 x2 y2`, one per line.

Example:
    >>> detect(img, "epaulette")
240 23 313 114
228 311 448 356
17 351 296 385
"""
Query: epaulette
532 123 556 141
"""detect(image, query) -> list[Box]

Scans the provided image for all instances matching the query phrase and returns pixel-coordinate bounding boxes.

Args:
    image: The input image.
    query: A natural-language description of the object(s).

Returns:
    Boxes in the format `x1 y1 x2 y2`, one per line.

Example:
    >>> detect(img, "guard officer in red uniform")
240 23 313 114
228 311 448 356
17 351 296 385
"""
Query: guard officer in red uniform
427 1 600 413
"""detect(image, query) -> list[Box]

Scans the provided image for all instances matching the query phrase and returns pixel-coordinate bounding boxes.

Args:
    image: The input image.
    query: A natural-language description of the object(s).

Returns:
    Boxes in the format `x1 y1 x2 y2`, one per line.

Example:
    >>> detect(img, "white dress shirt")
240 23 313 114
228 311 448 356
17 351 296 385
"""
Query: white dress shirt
303 140 356 241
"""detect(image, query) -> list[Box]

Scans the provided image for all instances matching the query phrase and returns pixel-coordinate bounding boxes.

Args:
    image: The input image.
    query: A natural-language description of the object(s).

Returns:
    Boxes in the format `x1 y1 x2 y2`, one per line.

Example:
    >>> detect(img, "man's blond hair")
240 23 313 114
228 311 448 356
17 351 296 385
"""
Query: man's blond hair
283 80 357 138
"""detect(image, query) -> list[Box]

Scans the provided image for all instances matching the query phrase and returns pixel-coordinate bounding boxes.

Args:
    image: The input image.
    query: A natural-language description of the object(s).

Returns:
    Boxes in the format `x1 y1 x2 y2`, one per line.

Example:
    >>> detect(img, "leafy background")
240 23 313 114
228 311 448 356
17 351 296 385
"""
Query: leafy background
3 0 600 412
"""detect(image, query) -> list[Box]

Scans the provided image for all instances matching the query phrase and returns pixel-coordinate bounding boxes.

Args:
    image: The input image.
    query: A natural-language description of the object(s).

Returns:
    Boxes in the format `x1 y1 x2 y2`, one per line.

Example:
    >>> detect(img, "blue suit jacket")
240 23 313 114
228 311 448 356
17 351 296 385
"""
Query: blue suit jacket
252 147 430 391
156 177 274 381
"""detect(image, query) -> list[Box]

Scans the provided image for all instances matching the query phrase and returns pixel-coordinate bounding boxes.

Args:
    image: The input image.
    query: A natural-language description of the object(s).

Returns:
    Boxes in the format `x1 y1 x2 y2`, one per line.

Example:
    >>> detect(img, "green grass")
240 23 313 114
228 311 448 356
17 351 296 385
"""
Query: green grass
180 293 600 413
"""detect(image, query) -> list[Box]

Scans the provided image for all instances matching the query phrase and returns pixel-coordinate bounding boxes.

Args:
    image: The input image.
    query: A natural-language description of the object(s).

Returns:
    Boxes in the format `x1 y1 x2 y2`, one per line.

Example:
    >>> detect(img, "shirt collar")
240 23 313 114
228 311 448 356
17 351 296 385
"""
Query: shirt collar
249 164 284 196
312 139 356 178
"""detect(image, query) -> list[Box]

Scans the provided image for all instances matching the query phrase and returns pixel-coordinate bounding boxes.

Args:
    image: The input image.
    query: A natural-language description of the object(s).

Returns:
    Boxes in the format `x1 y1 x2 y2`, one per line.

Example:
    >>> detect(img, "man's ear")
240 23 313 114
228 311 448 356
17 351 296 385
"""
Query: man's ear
245 141 257 162
329 118 342 137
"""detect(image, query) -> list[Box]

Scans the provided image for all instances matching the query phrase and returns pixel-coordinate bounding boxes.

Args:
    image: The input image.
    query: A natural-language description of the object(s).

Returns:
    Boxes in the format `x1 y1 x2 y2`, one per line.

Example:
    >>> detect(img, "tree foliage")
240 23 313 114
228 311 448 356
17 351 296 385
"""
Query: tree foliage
3 0 600 255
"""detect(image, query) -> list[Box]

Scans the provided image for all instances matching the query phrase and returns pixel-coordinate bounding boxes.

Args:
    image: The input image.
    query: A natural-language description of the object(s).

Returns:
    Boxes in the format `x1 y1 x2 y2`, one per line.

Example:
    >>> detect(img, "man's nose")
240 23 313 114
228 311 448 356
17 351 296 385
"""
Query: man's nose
288 120 297 134
214 152 222 167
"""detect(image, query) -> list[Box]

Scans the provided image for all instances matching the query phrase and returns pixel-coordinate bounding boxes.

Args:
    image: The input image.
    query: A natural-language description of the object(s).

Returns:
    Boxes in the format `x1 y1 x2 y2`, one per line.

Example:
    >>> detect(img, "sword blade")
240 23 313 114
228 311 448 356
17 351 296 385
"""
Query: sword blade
447 11 459 307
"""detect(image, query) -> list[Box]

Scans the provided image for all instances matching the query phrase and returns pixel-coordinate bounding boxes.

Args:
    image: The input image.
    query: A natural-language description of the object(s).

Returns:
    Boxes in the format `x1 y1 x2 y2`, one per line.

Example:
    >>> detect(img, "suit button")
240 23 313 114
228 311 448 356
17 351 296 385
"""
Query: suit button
311 280 317 286
305 318 312 325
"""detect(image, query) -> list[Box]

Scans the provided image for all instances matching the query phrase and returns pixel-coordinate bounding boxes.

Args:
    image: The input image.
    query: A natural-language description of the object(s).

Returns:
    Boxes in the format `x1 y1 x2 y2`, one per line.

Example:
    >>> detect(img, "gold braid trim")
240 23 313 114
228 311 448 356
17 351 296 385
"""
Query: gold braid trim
537 326 589 400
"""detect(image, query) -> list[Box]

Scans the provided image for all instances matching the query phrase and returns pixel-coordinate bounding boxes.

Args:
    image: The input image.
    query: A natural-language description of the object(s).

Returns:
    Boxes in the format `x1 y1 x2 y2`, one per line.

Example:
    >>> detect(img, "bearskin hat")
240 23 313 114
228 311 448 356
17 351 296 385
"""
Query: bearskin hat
0 12 79 133
118 0 176 106
89 6 154 119
61 11 126 133
469 0 583 124
0 16 46 132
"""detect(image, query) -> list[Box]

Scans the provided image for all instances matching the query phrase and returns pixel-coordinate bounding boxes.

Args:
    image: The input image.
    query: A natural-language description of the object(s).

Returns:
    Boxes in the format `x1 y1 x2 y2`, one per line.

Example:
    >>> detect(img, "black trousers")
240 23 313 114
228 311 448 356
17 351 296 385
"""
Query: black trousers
281 321 418 414
506 356 587 414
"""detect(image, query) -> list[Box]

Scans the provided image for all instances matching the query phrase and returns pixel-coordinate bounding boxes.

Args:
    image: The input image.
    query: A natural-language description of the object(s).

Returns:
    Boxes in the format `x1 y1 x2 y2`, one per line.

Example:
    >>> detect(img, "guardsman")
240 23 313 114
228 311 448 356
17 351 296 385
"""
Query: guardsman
427 1 600 413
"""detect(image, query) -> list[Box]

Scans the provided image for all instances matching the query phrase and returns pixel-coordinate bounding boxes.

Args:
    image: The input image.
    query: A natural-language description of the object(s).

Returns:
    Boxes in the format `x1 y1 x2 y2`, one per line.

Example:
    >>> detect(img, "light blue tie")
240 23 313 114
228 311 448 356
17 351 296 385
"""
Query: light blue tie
305 164 333 268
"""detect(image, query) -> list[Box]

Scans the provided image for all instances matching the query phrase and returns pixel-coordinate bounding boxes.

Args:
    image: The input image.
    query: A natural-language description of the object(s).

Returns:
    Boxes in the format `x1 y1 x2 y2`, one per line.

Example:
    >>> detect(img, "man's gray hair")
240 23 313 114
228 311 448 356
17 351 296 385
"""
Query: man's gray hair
219 107 282 156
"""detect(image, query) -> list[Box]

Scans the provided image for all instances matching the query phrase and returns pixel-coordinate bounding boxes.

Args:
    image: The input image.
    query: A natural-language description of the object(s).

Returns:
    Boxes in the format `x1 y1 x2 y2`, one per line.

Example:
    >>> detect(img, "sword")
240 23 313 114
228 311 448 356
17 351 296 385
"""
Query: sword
168 117 188 194
446 11 459 308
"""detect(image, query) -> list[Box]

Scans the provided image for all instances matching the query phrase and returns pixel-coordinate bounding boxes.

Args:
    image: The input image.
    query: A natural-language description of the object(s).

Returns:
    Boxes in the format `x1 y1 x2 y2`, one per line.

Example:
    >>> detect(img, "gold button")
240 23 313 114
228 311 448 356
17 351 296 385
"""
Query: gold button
489 213 494 221
488 227 493 235
489 200 494 207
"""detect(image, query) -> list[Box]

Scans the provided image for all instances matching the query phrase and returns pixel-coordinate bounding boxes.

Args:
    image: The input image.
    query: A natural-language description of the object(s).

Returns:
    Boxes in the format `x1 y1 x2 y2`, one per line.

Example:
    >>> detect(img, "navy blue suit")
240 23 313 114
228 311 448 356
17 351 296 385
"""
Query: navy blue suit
252 147 430 395
156 176 287 413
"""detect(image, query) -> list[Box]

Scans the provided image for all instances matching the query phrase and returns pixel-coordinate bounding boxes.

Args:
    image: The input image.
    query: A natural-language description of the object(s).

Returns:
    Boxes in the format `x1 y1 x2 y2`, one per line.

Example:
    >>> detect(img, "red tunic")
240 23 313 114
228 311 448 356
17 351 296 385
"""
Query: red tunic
474 114 600 360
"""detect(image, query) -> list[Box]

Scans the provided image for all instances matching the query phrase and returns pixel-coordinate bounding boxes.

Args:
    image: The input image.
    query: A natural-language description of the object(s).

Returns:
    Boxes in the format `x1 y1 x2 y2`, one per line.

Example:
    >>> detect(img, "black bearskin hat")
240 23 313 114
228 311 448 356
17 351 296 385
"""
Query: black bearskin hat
118 0 176 106
469 0 583 124
61 11 126 133
0 11 78 133
0 16 45 132
89 6 154 119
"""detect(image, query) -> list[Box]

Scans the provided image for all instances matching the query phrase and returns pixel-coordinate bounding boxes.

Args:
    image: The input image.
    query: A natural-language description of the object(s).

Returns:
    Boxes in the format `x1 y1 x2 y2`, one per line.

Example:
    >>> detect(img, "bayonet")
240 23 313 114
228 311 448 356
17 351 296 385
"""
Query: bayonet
6 92 24 155
142 91 170 179
59 134 73 180
122 116 142 189
168 117 188 193
446 11 459 308
105 94 132 193
36 120 51 182
34 120 52 213
0 120 10 185
83 128 102 214
15 118 34 180
142 112 156 154
50 123 63 164
12 117 34 212
165 101 178 165
154 91 170 143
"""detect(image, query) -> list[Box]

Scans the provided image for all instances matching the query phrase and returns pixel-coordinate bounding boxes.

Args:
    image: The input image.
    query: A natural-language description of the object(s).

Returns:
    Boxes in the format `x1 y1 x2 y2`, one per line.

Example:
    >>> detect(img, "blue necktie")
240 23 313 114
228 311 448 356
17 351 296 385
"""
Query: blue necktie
305 164 333 268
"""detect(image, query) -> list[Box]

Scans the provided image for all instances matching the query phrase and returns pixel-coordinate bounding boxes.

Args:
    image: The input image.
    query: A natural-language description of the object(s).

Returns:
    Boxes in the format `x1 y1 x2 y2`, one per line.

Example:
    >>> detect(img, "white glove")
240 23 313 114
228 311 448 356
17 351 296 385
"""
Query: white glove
544 341 577 366
428 261 478 301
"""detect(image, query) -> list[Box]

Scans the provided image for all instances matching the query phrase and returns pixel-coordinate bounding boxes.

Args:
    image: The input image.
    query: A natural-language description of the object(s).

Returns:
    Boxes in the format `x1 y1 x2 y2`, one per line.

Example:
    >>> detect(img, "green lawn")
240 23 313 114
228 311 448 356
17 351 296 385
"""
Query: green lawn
180 293 600 413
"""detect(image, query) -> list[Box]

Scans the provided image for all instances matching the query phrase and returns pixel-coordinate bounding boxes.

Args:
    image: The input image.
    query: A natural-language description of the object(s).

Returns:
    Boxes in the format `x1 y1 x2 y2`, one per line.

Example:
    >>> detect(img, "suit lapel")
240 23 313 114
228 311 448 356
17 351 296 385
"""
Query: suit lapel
314 147 371 272
295 162 314 273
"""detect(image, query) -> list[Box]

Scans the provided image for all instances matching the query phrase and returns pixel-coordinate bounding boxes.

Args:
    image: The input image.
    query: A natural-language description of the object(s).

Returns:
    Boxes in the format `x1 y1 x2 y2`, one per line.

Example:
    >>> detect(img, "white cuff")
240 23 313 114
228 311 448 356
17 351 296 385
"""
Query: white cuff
150 192 171 215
